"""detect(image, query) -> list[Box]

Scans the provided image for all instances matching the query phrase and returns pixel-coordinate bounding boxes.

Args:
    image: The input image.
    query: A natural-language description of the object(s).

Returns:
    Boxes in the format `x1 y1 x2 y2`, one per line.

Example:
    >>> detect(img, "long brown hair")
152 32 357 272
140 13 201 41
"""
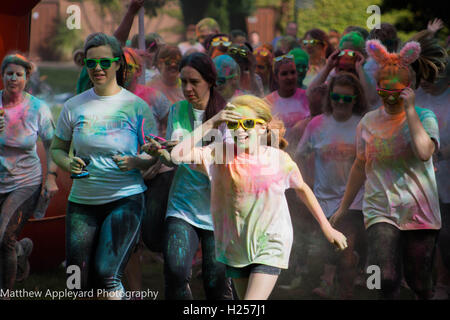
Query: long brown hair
408 30 448 89
179 52 226 122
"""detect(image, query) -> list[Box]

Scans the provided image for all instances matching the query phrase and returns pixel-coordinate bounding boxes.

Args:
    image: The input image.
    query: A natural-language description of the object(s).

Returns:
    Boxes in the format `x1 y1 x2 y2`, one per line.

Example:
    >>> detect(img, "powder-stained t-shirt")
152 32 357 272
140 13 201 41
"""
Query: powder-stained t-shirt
296 114 364 217
133 84 171 136
55 88 158 205
190 144 304 269
133 84 171 123
357 106 441 230
415 88 450 204
0 91 55 192
165 100 213 230
265 88 310 130
147 76 184 105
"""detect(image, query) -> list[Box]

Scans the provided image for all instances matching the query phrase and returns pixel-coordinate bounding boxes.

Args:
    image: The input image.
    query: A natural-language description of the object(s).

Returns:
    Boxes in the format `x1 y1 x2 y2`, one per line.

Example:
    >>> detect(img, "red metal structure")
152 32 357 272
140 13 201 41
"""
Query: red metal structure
1 1 69 271
0 1 40 89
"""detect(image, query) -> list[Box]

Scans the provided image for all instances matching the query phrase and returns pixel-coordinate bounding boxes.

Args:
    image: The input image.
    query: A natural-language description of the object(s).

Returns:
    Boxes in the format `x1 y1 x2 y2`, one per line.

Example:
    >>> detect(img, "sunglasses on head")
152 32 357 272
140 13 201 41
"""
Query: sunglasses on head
338 50 355 57
228 47 249 57
376 83 410 98
303 39 323 46
216 73 237 86
211 36 232 47
227 118 266 130
274 54 294 62
330 92 356 103
84 57 119 69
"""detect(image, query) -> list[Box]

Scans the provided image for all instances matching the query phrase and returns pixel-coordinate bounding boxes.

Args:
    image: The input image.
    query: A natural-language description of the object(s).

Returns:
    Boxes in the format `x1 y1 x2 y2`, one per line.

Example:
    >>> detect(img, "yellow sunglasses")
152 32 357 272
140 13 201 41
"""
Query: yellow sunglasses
226 118 266 130
211 36 231 47
273 54 294 62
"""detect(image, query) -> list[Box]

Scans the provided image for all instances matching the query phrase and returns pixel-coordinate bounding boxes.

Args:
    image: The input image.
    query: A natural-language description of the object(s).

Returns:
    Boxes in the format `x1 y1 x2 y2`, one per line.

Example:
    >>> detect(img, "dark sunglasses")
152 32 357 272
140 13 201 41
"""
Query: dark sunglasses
376 84 410 98
84 57 119 69
330 92 356 103
228 47 249 57
161 58 181 67
303 39 323 46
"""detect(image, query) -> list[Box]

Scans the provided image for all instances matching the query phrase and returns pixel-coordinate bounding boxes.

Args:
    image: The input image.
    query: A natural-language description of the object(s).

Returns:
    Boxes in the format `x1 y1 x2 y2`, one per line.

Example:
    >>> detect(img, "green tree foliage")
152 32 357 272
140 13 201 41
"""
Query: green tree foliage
262 0 438 42
49 18 83 61
179 0 254 33
381 0 449 43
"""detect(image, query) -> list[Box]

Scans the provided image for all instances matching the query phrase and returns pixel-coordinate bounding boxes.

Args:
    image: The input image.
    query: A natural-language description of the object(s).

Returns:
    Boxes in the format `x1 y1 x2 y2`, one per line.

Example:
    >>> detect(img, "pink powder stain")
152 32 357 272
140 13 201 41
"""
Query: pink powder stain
227 156 287 194
306 114 324 132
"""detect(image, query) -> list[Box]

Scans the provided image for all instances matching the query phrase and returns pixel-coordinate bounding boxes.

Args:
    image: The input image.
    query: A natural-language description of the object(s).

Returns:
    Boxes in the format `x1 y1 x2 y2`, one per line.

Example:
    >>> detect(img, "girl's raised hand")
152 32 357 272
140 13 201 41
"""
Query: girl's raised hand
211 103 242 128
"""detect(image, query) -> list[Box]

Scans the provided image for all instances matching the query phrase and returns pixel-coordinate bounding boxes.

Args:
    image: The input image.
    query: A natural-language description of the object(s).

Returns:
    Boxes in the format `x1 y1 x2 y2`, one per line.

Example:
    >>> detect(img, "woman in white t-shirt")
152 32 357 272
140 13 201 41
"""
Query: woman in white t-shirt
331 39 443 300
0 54 59 292
296 72 368 299
50 33 158 299
169 95 347 300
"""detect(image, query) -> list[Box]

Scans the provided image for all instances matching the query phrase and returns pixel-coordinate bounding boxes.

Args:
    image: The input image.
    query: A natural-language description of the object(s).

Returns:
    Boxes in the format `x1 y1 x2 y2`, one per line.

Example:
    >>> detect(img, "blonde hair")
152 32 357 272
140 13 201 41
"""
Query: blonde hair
229 95 288 149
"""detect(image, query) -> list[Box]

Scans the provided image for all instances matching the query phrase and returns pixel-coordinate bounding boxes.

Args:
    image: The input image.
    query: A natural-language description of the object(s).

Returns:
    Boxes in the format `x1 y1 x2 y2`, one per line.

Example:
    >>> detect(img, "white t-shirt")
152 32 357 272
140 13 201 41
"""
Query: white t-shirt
296 114 364 217
357 106 441 230
0 92 55 192
415 88 450 203
190 144 304 269
178 42 205 55
192 107 205 124
55 88 158 205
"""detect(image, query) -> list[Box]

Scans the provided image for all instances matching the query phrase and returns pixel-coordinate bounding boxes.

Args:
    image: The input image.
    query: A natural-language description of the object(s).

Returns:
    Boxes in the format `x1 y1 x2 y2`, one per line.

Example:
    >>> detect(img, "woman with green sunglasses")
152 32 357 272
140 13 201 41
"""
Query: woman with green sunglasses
296 72 368 299
50 33 159 300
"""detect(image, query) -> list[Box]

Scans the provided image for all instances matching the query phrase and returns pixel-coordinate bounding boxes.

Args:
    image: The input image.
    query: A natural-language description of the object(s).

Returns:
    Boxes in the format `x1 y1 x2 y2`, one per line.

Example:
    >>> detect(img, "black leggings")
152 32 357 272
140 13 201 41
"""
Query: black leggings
438 202 450 270
0 185 41 290
366 222 438 300
142 170 175 253
66 193 144 293
163 217 233 300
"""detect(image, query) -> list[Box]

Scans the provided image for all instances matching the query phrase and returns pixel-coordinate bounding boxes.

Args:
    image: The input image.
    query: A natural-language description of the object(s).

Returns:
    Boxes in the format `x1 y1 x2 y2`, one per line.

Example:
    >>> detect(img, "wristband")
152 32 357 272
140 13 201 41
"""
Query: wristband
48 171 58 178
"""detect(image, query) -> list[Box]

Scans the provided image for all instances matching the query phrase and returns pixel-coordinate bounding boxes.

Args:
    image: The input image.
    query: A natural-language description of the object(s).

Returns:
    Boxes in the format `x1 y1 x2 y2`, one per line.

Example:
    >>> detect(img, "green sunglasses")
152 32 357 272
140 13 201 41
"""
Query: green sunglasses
84 57 120 69
338 50 355 57
216 73 237 86
330 92 356 103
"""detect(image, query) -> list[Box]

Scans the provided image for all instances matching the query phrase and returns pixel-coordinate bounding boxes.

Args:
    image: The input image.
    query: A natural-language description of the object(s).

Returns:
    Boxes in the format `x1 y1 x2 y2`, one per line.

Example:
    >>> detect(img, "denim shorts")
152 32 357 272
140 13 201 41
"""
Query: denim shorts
225 264 282 279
